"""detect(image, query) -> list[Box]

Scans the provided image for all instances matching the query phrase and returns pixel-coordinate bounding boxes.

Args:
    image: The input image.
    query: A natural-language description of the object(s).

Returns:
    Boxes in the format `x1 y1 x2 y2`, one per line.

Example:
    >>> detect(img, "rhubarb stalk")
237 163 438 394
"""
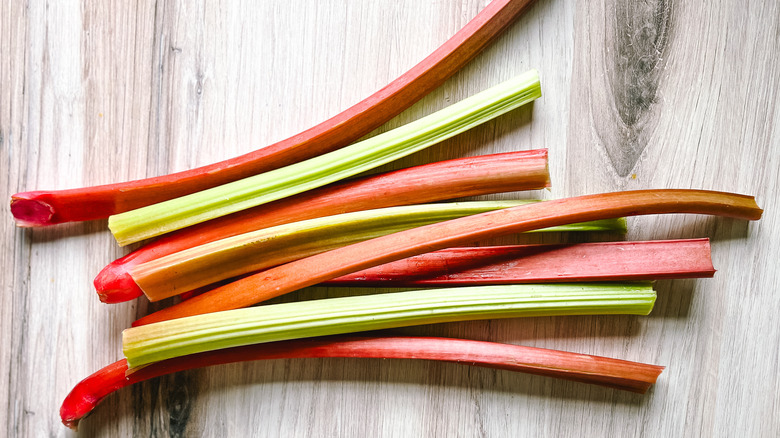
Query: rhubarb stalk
124 283 657 368
108 70 542 245
324 239 716 286
61 336 664 430
95 150 551 303
134 189 762 326
129 201 625 302
12 0 538 226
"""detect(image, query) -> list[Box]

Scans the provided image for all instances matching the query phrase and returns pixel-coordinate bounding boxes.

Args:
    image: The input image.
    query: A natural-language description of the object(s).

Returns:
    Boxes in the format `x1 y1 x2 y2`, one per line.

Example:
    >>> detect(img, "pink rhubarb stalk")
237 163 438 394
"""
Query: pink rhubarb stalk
175 238 714 302
11 0 538 226
324 239 716 286
60 335 664 430
134 189 762 326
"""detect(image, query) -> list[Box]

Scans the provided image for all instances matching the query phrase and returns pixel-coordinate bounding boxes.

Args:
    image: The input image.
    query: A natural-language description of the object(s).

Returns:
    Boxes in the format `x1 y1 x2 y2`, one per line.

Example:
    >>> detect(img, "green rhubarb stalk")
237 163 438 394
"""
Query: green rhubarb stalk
123 283 656 369
131 200 626 302
108 70 542 246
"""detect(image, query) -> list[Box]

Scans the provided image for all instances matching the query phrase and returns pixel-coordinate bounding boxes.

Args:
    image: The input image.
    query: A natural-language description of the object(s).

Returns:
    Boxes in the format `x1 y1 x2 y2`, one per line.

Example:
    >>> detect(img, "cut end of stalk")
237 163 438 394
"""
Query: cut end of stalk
614 217 628 233
542 158 552 189
62 418 79 431
634 365 665 393
10 194 56 227
94 264 145 303
754 205 764 220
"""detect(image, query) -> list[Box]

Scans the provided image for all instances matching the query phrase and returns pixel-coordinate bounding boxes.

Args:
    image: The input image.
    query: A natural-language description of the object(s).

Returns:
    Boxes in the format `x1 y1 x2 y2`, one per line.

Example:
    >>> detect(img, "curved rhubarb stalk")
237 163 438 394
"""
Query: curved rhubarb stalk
129 201 623 302
95 150 551 303
61 336 664 430
108 70 542 245
134 189 762 326
11 0 538 226
323 239 716 286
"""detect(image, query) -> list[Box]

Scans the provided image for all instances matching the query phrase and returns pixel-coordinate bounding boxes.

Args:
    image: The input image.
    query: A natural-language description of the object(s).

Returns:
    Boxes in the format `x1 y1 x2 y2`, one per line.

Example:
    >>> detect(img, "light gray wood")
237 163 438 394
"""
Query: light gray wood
1 0 778 436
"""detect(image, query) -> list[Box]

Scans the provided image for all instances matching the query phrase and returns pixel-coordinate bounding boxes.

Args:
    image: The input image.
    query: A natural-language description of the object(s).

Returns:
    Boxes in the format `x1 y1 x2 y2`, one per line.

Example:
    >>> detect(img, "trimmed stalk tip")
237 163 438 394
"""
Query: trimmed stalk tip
11 194 55 227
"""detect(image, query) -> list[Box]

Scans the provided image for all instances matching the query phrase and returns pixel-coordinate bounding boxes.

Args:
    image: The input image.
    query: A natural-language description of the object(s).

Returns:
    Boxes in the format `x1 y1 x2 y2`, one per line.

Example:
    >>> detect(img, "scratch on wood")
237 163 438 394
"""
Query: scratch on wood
195 71 204 97
598 0 673 176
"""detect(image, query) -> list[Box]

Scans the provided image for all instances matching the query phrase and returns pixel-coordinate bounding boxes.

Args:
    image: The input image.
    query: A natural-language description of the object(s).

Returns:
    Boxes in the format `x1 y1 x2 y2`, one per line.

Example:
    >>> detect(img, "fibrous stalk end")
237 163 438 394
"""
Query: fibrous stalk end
10 193 55 227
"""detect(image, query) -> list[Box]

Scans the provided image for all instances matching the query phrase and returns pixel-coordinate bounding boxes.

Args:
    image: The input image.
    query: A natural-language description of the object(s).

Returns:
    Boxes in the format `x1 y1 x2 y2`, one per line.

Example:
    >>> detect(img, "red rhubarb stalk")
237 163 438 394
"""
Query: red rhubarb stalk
11 0 538 226
324 239 716 286
134 189 762 326
176 238 713 302
60 335 664 430
95 150 550 303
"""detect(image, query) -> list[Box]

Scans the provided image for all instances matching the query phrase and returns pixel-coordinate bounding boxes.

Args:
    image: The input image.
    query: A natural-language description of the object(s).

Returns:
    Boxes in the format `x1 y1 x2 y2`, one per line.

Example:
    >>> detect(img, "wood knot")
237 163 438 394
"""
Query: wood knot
596 0 673 177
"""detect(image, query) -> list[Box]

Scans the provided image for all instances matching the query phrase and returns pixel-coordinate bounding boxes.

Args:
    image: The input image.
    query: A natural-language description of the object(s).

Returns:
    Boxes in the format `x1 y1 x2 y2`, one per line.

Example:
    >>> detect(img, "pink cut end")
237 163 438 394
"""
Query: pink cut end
10 194 55 226
94 262 145 303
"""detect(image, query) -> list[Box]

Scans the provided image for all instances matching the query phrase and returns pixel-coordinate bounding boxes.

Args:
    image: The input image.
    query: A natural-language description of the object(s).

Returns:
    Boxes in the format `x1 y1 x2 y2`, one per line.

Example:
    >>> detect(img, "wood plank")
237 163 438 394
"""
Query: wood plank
1 0 777 436
566 0 779 436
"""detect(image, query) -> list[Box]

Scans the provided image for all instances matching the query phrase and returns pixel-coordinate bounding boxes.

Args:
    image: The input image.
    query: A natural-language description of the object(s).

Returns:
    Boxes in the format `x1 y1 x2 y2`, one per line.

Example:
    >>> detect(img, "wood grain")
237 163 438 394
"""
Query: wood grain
1 0 778 436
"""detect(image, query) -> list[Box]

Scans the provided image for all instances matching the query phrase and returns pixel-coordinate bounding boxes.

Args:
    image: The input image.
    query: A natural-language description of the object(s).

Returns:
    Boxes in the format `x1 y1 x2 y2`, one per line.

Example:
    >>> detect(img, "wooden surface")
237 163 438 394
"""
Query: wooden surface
1 0 778 436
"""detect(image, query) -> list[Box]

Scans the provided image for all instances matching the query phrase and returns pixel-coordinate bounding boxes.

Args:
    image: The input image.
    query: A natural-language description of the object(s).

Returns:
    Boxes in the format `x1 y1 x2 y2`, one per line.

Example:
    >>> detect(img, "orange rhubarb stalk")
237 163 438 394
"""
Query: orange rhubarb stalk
128 201 623 302
11 0 538 226
134 189 762 326
95 150 551 303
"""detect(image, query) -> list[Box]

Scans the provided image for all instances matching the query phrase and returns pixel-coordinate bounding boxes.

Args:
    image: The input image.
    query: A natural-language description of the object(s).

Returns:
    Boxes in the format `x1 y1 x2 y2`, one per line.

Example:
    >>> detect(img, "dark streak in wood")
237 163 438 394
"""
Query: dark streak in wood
131 379 159 437
166 372 195 438
597 0 673 176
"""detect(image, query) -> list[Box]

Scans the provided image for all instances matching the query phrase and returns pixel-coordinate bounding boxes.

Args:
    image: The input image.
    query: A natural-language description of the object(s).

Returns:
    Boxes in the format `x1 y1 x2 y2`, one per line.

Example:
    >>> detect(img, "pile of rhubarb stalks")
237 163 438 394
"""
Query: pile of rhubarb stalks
9 0 763 431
